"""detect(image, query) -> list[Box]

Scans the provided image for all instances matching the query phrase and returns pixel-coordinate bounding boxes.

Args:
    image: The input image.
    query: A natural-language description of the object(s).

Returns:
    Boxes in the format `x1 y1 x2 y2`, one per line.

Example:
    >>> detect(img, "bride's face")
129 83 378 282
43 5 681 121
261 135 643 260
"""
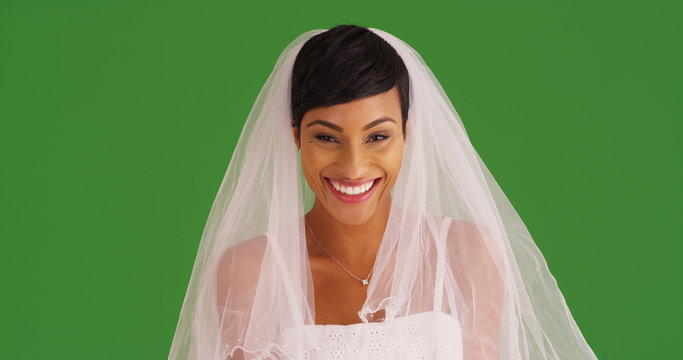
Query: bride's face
295 86 405 225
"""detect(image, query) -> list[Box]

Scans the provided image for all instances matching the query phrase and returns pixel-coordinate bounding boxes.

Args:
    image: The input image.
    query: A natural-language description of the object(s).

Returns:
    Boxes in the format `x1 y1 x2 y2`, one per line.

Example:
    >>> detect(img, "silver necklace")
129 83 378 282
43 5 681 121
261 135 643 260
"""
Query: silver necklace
304 216 375 285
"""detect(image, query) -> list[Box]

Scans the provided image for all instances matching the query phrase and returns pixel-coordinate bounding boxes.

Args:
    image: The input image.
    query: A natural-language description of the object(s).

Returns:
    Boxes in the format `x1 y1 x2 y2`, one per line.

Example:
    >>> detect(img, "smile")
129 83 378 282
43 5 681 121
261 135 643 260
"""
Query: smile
324 177 381 203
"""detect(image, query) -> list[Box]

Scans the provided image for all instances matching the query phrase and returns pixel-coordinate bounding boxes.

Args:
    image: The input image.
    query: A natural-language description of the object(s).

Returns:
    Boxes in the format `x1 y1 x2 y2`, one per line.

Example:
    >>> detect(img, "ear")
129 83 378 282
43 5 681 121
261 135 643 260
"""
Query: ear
292 125 300 149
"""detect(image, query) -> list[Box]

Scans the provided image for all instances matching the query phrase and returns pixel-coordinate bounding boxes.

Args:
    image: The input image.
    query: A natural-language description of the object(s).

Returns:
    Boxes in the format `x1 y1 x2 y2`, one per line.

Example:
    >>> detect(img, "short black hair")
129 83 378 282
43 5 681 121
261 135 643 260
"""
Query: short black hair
290 24 410 139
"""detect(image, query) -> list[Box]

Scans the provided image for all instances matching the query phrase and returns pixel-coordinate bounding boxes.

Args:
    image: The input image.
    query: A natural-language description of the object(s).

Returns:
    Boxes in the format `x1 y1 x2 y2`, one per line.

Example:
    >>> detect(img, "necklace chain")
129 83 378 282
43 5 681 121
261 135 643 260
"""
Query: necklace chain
304 216 374 286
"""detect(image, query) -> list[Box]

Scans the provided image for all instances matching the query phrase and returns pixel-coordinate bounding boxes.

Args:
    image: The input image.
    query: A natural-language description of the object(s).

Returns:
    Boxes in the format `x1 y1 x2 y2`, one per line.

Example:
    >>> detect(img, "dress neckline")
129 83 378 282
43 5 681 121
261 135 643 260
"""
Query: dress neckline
306 310 456 328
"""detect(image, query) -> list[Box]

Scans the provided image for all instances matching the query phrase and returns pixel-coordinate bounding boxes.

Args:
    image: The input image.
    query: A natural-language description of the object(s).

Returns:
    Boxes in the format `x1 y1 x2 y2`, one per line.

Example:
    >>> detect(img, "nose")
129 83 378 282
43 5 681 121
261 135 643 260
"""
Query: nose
338 142 369 179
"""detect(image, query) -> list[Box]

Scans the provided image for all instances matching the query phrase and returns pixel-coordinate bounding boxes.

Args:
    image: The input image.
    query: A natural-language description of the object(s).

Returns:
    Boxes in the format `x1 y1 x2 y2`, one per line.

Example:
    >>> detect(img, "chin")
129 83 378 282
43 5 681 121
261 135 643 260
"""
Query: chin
329 205 377 226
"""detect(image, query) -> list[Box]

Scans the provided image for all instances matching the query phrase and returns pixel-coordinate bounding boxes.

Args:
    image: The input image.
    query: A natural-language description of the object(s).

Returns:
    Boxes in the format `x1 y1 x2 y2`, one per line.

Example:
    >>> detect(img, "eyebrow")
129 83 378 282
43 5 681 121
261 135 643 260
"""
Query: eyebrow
306 117 397 132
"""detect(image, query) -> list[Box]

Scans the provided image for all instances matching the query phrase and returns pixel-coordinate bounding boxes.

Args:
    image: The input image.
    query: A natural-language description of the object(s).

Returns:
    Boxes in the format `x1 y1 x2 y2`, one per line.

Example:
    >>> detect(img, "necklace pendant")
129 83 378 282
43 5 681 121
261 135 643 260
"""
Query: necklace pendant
362 279 369 285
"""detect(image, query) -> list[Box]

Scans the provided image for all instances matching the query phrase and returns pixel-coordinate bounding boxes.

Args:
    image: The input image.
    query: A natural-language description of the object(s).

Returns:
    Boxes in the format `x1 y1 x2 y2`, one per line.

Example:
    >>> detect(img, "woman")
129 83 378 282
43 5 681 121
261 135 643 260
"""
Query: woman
168 25 598 360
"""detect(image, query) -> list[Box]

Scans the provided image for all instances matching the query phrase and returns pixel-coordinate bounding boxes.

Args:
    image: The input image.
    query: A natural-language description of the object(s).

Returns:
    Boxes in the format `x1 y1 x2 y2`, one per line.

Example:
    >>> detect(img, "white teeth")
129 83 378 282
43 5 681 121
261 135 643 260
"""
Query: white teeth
329 179 375 195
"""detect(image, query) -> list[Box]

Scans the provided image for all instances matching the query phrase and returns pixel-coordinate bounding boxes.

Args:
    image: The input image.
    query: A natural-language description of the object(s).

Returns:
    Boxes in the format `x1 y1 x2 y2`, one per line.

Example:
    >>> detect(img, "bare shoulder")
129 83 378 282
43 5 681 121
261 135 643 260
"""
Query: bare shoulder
216 235 268 303
442 217 501 274
443 217 492 249
443 217 489 237
219 235 266 266
217 235 267 272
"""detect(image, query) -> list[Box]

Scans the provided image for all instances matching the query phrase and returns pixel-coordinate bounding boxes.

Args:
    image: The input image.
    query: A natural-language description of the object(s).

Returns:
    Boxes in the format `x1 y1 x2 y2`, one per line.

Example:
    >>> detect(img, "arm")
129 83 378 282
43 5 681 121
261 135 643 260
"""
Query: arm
447 220 504 359
216 236 267 360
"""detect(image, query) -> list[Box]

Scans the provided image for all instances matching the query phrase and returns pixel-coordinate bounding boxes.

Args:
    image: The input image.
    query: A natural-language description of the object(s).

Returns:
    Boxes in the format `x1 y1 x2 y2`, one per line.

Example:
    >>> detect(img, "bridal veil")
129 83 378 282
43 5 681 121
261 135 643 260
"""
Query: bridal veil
167 26 598 360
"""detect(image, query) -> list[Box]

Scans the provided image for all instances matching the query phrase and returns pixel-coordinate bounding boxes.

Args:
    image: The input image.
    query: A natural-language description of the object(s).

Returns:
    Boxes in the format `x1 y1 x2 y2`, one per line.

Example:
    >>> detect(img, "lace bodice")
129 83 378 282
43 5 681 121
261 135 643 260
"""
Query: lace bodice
280 311 463 360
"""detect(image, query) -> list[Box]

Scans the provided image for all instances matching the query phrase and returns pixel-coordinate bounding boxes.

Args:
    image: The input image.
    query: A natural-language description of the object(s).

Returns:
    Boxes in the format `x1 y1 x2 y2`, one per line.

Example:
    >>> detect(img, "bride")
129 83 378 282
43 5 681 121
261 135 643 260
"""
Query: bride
168 24 598 360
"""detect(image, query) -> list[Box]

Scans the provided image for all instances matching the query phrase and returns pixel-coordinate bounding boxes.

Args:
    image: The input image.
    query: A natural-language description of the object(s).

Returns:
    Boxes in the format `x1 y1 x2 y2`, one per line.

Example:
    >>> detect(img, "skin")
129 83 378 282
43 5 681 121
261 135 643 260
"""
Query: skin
224 85 501 359
292 85 406 325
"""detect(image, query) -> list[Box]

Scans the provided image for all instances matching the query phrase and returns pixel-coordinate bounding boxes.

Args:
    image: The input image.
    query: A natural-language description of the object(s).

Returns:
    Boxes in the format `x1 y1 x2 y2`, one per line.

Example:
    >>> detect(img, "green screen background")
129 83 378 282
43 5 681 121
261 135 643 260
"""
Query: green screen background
1 1 680 359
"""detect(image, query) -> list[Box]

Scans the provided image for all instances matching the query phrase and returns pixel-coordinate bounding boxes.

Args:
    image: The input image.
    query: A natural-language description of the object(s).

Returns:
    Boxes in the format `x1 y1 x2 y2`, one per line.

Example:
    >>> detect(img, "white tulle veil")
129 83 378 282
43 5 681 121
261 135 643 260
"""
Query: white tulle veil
167 27 598 360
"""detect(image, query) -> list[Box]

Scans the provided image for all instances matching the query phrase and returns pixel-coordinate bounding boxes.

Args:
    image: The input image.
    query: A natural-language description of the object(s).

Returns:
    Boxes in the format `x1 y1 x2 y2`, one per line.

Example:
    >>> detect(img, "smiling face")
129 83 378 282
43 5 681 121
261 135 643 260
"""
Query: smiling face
293 86 405 226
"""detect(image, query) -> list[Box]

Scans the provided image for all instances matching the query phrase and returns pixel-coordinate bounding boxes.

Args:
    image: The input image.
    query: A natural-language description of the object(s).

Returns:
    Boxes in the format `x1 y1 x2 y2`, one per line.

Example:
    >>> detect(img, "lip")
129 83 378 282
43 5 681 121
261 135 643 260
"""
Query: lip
324 177 381 204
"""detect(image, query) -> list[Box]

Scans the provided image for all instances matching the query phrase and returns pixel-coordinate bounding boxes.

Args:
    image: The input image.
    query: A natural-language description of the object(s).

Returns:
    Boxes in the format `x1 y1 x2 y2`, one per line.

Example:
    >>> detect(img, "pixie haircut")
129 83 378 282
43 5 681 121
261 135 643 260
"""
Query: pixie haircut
290 24 410 138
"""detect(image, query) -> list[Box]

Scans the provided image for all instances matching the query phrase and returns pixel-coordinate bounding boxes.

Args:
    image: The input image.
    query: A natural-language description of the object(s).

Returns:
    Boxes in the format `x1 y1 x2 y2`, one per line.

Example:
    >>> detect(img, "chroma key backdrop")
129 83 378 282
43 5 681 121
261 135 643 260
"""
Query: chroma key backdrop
0 1 681 359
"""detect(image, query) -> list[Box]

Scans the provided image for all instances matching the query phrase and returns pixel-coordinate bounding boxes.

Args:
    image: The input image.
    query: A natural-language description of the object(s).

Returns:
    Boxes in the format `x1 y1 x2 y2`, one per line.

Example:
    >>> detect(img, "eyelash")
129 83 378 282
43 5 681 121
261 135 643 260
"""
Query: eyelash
315 135 337 143
369 134 389 142
315 134 390 143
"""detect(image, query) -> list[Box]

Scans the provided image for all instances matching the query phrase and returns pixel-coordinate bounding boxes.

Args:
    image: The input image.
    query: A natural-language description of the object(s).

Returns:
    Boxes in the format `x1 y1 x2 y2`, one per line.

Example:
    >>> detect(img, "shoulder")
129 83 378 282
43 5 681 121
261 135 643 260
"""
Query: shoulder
216 235 268 303
421 214 490 255
440 217 492 253
216 218 301 297
217 235 268 270
440 216 502 279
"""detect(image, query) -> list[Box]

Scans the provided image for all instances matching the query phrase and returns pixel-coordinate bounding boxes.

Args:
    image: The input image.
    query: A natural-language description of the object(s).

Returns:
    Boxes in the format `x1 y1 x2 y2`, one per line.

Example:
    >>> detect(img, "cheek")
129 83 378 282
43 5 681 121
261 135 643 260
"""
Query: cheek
300 157 317 182
368 143 404 191
383 143 404 177
300 151 329 188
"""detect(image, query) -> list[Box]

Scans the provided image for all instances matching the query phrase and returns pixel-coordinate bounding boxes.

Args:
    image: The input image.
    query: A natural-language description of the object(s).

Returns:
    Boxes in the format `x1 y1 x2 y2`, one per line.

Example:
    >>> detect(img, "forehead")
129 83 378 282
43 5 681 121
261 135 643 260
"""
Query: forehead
302 87 401 127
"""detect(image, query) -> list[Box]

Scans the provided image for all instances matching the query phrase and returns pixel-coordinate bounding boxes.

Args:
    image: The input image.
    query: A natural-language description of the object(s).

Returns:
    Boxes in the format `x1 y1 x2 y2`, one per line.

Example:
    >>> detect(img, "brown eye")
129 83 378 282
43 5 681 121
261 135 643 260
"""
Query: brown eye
315 134 338 143
368 134 389 142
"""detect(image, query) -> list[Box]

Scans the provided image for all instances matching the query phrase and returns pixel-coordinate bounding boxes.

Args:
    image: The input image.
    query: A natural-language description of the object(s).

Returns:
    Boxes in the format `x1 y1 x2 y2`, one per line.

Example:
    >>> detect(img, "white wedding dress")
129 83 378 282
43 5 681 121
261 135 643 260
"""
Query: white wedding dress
279 311 463 360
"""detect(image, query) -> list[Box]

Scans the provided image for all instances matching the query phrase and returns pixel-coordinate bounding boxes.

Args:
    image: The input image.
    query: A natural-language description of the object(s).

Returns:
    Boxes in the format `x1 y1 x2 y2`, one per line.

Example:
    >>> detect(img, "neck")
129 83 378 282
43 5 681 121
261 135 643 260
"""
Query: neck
305 197 392 271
